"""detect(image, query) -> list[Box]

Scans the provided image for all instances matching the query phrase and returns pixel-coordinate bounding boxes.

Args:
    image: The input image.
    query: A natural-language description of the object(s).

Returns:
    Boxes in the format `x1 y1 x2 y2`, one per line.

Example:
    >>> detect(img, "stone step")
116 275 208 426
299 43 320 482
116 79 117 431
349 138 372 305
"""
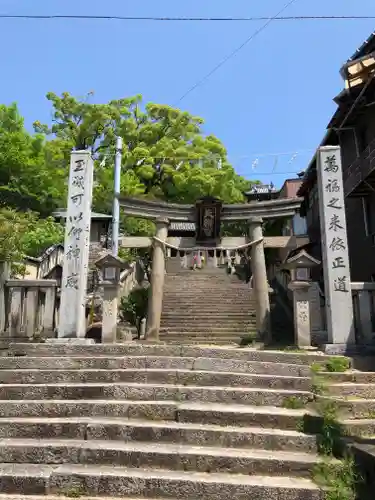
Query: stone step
161 310 253 315
164 284 250 287
8 343 326 365
160 327 254 332
166 288 252 291
0 417 319 452
317 395 375 419
0 463 324 499
323 371 375 384
0 438 322 478
0 383 311 406
160 326 256 331
161 306 253 311
163 290 253 294
0 370 311 391
162 291 252 295
163 294 252 298
159 334 253 340
0 401 312 429
0 496 172 500
0 495 163 500
0 356 312 376
161 316 254 320
158 338 251 345
161 313 256 318
162 298 253 303
160 324 255 330
341 418 375 437
159 340 242 346
327 382 375 399
159 334 254 339
160 324 253 329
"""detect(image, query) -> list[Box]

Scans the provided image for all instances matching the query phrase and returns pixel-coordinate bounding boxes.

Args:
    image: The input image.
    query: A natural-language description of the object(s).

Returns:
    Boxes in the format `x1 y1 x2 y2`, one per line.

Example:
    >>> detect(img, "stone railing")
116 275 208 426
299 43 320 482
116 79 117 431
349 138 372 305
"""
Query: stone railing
351 282 375 344
284 279 375 347
119 260 145 297
1 279 57 341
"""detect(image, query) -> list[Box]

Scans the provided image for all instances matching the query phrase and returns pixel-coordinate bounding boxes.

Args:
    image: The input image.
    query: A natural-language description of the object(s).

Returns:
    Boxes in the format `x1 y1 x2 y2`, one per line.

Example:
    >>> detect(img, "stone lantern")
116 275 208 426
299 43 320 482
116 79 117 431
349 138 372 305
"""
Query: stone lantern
95 254 127 343
283 250 321 348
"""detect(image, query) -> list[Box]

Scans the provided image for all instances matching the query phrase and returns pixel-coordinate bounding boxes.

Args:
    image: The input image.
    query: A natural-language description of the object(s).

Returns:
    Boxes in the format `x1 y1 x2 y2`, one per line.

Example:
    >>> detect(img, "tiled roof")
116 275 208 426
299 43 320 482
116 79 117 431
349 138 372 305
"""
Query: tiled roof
349 31 375 61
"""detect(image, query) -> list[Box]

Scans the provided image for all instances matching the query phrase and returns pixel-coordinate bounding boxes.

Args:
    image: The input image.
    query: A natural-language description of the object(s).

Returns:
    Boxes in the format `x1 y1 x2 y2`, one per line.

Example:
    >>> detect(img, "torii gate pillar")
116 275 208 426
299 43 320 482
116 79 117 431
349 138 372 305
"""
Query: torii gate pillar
146 218 169 342
249 217 271 344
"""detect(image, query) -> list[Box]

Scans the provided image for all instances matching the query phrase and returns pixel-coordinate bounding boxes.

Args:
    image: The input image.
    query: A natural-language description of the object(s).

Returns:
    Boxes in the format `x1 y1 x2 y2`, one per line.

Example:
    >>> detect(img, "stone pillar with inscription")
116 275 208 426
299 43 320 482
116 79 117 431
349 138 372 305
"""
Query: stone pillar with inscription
146 218 169 342
249 217 271 344
58 151 94 339
317 145 355 350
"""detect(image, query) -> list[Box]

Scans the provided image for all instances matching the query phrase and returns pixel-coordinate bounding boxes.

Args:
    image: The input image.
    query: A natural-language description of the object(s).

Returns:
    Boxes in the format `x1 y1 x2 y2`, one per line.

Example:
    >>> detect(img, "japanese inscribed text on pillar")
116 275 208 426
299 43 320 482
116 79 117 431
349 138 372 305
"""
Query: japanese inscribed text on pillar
317 146 355 345
58 151 94 338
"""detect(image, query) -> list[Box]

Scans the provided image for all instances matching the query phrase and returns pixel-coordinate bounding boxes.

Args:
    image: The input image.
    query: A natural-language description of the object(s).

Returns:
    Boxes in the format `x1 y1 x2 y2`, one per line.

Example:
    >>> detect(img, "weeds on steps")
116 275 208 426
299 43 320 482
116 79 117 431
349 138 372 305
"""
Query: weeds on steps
311 356 351 374
309 364 359 500
282 396 305 409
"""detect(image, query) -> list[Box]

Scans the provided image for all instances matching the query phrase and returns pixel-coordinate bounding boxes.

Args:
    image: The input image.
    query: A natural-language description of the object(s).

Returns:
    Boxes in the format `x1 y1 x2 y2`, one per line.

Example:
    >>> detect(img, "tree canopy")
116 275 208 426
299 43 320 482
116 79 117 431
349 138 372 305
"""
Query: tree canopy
0 91 257 258
0 208 64 263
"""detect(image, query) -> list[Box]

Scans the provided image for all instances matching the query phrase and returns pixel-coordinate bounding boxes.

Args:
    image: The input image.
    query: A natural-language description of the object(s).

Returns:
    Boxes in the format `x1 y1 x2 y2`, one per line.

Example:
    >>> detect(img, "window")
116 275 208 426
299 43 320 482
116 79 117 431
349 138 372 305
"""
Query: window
292 213 307 236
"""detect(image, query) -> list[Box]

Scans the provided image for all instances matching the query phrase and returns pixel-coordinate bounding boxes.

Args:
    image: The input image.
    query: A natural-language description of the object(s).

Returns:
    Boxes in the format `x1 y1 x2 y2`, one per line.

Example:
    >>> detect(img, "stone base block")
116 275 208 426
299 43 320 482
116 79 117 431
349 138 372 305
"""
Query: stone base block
322 343 375 356
45 339 95 345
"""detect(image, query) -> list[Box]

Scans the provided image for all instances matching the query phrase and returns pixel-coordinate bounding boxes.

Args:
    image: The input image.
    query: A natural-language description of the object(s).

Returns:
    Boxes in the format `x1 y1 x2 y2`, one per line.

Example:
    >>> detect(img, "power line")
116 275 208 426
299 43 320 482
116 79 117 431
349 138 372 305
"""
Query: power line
0 14 374 21
175 0 300 103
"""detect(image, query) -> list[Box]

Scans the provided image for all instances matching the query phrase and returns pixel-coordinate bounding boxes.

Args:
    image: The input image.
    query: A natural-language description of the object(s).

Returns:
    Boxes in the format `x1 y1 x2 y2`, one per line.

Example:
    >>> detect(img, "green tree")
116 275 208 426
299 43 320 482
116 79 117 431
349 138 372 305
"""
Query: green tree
0 208 64 262
35 92 254 213
0 103 66 215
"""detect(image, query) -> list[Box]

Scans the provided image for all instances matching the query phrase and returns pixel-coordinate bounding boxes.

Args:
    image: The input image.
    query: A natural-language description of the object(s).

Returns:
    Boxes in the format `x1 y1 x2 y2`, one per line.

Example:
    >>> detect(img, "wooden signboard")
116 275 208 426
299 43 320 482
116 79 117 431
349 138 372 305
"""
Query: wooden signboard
195 196 222 245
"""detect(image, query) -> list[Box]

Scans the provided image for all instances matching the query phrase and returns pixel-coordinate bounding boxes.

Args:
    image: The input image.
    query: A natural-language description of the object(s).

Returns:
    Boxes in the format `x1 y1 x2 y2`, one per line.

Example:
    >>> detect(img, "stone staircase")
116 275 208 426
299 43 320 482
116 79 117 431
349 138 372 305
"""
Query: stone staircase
0 343 331 499
161 259 257 344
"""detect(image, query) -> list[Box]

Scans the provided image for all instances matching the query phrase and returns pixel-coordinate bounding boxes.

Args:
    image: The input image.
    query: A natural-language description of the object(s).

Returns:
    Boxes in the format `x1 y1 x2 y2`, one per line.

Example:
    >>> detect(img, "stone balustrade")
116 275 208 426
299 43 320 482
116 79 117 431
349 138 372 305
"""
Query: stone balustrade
1 278 57 341
271 272 375 348
351 282 375 345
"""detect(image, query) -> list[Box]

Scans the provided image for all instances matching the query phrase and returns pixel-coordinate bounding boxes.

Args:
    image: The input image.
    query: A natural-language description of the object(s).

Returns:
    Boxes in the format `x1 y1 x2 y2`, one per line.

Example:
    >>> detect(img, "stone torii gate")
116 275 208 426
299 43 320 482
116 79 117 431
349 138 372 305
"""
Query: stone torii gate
119 196 303 344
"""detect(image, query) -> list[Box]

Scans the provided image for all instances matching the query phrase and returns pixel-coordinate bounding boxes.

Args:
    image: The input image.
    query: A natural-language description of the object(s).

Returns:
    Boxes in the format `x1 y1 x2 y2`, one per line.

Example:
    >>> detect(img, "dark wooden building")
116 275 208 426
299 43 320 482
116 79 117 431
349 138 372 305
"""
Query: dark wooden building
298 31 375 282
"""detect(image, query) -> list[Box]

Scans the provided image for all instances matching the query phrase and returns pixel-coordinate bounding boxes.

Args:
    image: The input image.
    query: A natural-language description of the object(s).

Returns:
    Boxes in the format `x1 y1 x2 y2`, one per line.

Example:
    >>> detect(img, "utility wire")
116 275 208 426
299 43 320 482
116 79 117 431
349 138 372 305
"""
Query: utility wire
0 14 374 21
175 0 299 103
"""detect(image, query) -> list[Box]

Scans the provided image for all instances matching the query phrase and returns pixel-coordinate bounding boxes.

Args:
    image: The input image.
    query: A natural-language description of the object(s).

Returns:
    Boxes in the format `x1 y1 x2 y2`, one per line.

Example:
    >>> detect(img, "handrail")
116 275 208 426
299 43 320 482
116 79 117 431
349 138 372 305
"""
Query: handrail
120 262 136 283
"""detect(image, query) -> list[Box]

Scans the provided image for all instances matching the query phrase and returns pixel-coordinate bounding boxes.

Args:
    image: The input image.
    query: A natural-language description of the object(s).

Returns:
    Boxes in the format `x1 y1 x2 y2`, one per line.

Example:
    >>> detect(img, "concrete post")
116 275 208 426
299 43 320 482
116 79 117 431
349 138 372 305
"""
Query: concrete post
0 262 10 336
25 287 38 339
43 286 57 338
357 291 373 344
9 287 23 339
146 218 169 342
101 283 119 343
288 281 312 348
249 217 271 344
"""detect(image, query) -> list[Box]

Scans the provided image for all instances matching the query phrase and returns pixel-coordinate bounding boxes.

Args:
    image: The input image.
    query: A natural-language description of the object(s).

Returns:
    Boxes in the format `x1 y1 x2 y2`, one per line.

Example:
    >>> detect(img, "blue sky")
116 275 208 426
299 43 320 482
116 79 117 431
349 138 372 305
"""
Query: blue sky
1 0 375 187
